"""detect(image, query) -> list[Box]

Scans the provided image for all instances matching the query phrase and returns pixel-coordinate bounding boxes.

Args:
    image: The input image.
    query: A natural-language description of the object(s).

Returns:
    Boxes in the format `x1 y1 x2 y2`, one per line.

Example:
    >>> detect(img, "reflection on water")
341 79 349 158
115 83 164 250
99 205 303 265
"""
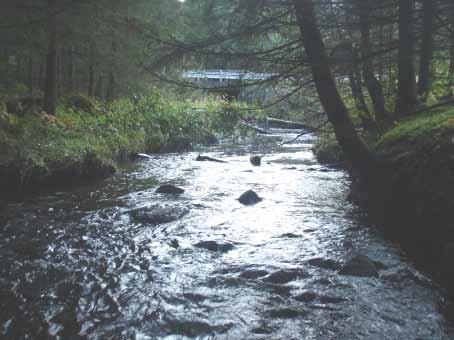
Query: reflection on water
0 131 453 339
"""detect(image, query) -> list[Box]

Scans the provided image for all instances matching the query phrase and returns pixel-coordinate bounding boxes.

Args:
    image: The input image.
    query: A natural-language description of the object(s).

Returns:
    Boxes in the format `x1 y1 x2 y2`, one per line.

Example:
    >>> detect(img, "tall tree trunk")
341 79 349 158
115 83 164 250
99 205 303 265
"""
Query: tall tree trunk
417 0 435 101
67 46 74 94
395 0 417 116
88 42 96 97
349 70 369 115
358 0 387 121
293 0 375 176
449 44 454 98
449 5 454 97
44 0 58 115
28 51 33 96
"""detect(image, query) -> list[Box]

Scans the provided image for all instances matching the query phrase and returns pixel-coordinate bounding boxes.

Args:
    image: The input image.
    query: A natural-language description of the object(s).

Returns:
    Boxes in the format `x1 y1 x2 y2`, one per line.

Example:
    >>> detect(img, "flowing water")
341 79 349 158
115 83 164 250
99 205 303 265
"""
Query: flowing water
1 131 453 339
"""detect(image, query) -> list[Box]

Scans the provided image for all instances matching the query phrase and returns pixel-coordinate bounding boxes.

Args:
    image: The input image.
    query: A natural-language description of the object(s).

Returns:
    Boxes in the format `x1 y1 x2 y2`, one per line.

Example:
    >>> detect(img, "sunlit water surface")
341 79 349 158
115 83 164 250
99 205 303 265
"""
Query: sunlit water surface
1 131 453 339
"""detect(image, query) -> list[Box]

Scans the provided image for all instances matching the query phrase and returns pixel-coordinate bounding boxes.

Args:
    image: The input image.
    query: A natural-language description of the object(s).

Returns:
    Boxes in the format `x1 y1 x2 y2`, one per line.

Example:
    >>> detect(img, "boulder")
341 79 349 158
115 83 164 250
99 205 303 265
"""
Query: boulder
193 240 234 253
130 206 189 225
338 255 379 278
156 184 185 194
250 155 262 166
238 190 262 205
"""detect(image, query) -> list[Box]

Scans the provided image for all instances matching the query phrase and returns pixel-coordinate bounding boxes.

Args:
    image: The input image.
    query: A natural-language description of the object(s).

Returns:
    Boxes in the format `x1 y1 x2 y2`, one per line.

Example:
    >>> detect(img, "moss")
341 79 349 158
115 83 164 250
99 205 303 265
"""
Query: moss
376 106 454 152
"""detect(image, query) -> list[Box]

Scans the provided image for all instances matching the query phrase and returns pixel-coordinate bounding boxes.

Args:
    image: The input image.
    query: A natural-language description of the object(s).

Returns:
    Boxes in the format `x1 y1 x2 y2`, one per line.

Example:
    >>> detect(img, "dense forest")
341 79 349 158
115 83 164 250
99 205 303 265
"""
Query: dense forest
2 1 454 338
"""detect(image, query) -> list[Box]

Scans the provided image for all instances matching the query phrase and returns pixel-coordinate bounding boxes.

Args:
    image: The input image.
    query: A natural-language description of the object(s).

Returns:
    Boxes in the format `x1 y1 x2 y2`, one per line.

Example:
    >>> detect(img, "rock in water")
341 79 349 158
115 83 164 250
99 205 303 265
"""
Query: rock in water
338 255 379 278
238 190 262 205
193 240 234 252
250 155 262 166
156 184 185 194
130 206 189 225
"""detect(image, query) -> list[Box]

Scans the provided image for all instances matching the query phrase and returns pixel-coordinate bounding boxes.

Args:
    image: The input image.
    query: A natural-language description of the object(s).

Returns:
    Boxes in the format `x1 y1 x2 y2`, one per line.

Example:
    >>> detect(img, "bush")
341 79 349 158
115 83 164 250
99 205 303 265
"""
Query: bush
313 132 344 164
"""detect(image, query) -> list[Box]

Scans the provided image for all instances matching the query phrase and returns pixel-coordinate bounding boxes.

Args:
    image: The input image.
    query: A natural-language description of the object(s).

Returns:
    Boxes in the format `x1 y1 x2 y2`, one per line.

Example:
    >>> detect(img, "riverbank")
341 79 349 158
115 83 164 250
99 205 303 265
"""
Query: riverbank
315 104 454 289
0 93 252 205
372 106 454 286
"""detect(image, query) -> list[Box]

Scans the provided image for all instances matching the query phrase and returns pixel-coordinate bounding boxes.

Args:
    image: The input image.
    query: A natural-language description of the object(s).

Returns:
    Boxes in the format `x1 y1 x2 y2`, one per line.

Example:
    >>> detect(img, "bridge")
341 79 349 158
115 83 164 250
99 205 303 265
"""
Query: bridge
182 70 274 101
182 70 273 82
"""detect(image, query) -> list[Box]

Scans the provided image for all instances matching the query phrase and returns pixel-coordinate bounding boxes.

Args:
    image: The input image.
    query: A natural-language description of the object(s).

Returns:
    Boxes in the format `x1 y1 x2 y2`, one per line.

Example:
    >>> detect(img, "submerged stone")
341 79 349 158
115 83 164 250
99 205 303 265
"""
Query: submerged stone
239 269 269 280
339 255 379 278
307 257 341 270
262 269 306 284
130 205 189 225
156 184 185 194
319 295 347 304
238 190 262 205
194 241 234 252
294 291 317 302
266 307 303 318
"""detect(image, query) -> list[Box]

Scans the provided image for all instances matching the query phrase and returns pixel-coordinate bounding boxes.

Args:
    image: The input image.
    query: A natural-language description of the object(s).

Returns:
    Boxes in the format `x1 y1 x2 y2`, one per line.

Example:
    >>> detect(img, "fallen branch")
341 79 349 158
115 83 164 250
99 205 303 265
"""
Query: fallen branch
266 117 314 130
280 121 330 145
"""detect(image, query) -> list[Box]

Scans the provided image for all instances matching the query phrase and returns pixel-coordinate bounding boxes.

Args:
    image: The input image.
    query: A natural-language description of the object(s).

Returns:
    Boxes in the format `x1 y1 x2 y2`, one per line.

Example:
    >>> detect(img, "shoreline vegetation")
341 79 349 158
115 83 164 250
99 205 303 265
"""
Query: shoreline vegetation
0 91 259 204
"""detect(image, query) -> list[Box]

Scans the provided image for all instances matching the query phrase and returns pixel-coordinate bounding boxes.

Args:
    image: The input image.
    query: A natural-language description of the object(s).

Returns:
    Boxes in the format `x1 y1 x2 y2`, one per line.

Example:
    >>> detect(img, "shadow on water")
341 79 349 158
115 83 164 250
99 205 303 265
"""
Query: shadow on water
1 130 453 339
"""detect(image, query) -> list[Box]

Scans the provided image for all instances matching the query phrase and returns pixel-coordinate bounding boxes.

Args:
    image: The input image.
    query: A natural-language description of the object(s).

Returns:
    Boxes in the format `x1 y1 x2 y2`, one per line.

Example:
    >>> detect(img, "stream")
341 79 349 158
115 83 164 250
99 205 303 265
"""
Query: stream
1 131 453 339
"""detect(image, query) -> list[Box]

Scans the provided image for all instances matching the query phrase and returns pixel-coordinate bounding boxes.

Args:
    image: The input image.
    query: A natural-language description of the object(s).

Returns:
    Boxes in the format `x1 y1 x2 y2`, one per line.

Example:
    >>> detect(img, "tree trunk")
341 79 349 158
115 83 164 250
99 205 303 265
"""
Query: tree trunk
358 0 387 121
449 5 454 97
417 0 435 101
88 42 95 97
67 46 75 94
395 0 417 116
44 0 58 115
293 0 375 176
28 51 33 96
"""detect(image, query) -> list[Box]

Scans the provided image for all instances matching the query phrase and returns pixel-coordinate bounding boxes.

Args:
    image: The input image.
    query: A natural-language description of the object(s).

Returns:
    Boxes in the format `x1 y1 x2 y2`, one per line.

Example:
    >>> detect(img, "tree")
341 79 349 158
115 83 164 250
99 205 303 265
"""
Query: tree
293 0 375 176
358 0 387 122
417 0 436 101
395 0 417 116
44 0 57 115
